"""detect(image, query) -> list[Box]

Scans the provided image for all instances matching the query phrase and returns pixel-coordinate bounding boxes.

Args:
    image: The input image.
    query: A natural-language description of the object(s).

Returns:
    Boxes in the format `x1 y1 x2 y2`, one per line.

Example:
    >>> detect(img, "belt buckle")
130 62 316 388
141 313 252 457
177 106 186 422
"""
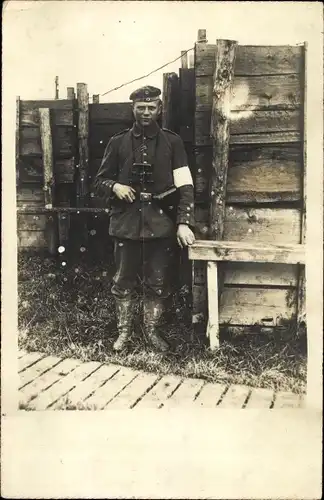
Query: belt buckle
140 192 152 202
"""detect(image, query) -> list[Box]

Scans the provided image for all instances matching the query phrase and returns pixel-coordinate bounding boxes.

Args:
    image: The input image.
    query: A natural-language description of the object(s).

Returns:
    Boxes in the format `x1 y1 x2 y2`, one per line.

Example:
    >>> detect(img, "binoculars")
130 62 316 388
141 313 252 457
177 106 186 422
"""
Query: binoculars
130 162 154 185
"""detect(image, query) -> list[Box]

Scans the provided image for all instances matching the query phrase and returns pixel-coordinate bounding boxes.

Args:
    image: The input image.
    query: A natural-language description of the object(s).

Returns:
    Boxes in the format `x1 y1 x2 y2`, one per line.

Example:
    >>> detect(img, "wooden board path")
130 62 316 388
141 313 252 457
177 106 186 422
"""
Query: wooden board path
18 352 305 410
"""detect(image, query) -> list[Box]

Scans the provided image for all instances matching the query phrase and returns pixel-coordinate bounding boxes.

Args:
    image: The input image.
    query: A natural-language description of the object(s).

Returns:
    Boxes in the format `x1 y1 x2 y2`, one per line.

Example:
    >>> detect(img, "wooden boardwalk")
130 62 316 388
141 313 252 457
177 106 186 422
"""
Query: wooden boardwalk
18 351 305 410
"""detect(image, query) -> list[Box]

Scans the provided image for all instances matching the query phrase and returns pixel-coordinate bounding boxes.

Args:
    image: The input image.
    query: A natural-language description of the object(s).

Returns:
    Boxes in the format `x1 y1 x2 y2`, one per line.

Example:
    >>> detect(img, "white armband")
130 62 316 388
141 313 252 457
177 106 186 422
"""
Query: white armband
173 166 193 188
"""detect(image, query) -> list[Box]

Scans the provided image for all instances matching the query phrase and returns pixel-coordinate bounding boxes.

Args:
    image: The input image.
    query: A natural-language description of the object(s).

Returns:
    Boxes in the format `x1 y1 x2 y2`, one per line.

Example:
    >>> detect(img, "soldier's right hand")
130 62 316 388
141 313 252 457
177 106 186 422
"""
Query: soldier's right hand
112 183 136 203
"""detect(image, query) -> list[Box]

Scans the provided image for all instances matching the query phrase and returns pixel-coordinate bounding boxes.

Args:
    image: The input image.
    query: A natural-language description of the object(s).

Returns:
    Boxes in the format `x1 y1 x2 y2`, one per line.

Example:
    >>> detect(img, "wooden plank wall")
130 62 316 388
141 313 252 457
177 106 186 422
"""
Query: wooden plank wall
17 99 77 249
192 41 305 332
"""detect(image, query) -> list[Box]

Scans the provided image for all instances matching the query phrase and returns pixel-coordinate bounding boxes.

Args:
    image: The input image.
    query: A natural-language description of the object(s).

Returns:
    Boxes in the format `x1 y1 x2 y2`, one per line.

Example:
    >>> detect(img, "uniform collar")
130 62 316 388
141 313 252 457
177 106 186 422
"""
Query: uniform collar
132 121 160 139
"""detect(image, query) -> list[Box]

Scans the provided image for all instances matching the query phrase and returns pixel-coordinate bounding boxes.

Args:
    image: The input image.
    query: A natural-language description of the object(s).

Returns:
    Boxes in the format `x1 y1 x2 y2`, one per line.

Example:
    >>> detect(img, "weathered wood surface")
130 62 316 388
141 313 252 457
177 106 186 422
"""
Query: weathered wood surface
162 378 205 408
229 131 300 145
57 364 119 408
297 42 307 337
195 206 301 245
209 39 237 240
20 126 75 156
19 351 46 372
192 283 298 328
273 391 303 408
18 157 75 184
189 241 305 265
195 44 303 76
135 375 181 409
108 372 160 409
220 287 297 326
67 87 76 100
206 261 220 348
39 107 57 253
196 74 301 111
181 50 188 69
179 67 195 92
193 382 227 407
16 97 21 186
223 263 298 287
19 352 305 410
92 94 100 104
193 259 298 286
162 72 179 132
76 83 89 207
17 214 47 231
179 68 195 143
245 387 275 408
85 367 138 410
39 108 55 208
19 358 81 407
218 385 251 408
89 102 133 123
19 355 62 388
194 109 301 146
20 100 74 125
17 186 44 205
195 145 302 203
205 39 237 342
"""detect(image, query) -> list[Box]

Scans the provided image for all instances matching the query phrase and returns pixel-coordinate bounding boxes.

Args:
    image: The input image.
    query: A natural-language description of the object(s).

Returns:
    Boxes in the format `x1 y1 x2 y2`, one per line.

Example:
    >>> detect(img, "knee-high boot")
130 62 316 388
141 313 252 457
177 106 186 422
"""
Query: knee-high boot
113 297 137 352
143 296 169 352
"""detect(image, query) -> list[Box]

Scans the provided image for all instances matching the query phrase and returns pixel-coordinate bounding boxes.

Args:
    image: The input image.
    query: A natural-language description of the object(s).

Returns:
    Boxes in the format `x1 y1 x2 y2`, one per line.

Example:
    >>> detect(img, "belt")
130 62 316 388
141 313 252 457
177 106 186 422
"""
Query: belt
139 186 177 202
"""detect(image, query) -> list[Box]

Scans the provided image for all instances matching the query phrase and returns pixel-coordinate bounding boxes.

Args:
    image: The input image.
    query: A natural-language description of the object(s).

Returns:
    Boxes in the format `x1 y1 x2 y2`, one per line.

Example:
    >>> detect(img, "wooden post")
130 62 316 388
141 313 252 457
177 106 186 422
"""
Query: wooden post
67 87 75 100
297 42 307 339
188 54 195 69
209 39 237 240
76 83 89 245
92 94 100 103
39 108 57 254
16 96 20 188
207 39 237 349
55 76 59 99
162 72 179 132
181 51 188 69
197 29 207 43
207 261 219 349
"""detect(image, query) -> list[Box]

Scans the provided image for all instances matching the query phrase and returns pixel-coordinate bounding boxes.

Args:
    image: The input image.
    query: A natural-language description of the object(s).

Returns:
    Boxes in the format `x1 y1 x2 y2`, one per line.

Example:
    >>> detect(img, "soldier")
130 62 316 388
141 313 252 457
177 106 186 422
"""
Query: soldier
94 85 195 352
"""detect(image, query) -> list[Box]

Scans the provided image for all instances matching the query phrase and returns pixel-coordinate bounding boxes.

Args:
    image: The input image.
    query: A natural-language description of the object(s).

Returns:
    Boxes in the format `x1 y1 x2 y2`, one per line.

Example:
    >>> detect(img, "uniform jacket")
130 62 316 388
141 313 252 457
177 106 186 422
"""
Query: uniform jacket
93 121 195 240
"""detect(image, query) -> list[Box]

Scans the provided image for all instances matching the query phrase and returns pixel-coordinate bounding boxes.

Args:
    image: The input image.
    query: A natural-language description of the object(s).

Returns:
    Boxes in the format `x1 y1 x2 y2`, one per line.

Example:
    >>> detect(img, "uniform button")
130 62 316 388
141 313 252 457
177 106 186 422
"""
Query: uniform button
139 209 141 212
187 207 190 211
143 152 147 156
143 161 147 164
159 209 163 214
148 202 151 205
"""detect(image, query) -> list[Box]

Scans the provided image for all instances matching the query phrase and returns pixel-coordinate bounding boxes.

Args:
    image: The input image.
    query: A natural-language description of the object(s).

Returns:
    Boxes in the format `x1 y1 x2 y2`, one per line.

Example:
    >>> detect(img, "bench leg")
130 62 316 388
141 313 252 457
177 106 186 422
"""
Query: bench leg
206 261 220 349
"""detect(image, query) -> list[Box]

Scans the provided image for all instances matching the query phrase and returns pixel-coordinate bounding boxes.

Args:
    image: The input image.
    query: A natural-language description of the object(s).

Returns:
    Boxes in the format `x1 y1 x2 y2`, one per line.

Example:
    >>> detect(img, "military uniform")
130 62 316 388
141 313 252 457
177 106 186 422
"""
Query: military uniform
94 86 195 351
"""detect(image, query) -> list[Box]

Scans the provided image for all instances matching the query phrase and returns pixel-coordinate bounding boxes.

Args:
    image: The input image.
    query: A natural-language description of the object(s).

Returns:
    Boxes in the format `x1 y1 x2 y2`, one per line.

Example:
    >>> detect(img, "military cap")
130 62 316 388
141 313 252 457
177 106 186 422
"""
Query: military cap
129 85 161 102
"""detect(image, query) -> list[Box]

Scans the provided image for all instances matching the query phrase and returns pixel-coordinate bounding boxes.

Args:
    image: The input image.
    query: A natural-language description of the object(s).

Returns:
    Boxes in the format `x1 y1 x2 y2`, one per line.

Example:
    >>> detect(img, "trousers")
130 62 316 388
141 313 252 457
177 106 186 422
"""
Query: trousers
111 238 177 299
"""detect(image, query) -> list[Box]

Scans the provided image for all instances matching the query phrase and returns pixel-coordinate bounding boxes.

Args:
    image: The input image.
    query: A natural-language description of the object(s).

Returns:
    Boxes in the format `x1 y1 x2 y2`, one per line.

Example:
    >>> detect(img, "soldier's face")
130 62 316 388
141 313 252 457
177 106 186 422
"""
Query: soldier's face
133 100 161 127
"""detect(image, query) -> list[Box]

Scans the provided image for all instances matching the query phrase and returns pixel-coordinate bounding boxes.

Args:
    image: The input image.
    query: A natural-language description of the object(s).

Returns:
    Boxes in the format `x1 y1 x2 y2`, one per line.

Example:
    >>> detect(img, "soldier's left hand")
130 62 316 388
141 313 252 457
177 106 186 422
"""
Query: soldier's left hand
177 224 195 248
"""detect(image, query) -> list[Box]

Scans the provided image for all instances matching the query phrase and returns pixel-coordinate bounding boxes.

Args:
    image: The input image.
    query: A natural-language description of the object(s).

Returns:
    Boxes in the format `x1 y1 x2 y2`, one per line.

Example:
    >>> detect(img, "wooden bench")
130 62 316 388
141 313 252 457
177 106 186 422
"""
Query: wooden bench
188 240 306 349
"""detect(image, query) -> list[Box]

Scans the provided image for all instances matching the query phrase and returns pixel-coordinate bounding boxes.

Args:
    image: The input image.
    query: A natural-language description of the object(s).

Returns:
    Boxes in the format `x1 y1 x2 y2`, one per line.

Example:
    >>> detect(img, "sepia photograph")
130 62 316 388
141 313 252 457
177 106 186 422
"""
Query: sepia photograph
8 0 319 412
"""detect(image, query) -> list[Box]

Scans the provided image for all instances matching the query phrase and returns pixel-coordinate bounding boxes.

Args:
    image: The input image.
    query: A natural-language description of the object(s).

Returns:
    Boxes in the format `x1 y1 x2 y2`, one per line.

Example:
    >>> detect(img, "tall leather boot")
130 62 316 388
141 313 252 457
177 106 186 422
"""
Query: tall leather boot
143 296 169 352
113 297 136 352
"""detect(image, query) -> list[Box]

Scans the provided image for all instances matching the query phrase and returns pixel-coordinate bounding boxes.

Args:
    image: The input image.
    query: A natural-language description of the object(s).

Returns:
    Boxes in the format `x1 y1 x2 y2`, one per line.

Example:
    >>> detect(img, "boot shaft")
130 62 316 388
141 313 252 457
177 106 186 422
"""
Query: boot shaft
143 296 165 327
115 297 137 331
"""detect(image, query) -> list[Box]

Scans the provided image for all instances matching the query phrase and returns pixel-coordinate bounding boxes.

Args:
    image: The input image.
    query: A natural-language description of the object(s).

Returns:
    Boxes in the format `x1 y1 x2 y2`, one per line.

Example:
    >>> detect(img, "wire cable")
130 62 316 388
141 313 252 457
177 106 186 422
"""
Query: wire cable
100 45 196 97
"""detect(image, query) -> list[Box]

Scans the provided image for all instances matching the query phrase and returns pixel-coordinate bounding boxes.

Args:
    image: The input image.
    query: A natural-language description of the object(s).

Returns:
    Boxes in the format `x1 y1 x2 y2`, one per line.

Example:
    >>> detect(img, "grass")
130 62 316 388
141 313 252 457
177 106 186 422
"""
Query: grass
18 251 307 394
